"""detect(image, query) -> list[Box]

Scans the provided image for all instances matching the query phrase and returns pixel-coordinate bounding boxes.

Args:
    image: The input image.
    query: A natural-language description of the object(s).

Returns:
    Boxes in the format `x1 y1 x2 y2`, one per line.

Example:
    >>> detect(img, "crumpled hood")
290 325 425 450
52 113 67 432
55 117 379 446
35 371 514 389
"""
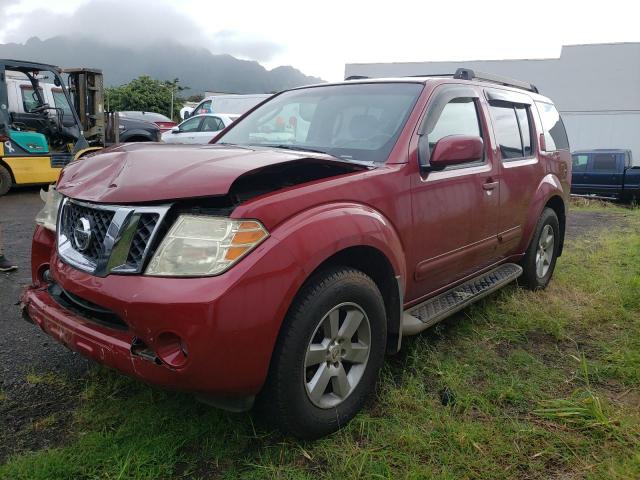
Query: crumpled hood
57 143 361 203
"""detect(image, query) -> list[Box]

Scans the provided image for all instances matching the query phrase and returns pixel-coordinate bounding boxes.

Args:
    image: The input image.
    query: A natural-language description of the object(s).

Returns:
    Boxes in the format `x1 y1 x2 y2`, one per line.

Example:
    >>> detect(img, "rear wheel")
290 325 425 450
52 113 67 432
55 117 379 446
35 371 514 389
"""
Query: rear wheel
0 165 12 196
258 267 386 439
519 208 560 290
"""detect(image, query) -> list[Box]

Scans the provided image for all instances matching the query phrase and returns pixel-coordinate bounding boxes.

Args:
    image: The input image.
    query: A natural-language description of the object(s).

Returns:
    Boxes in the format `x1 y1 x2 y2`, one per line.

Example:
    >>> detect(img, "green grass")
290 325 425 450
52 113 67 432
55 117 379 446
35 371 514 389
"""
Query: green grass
2 208 639 480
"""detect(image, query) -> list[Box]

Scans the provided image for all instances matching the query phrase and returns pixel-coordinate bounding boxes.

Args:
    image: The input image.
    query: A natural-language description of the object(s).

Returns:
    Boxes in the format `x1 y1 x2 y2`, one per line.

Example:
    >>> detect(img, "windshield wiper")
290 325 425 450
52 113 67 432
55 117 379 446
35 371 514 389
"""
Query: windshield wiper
250 144 332 156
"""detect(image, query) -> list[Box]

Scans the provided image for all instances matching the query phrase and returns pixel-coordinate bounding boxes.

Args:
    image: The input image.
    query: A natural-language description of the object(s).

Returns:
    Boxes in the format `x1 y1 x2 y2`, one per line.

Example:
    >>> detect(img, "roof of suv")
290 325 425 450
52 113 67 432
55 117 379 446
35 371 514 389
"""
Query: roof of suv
291 72 553 104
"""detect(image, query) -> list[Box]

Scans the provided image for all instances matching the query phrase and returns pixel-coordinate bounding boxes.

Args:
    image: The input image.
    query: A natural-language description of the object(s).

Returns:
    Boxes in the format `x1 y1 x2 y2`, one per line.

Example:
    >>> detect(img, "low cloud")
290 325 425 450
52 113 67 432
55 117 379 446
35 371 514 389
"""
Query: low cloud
1 0 283 62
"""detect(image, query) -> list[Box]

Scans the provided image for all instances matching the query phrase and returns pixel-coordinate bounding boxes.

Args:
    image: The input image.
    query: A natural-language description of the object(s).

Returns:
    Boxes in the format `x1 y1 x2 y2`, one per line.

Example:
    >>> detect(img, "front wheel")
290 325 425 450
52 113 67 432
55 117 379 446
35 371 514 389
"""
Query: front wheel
519 208 560 290
258 267 387 439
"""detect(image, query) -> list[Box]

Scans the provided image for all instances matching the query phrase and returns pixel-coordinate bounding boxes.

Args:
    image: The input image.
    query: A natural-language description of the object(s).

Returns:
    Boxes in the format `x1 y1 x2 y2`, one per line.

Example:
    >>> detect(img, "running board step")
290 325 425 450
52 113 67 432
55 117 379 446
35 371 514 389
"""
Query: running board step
402 263 523 336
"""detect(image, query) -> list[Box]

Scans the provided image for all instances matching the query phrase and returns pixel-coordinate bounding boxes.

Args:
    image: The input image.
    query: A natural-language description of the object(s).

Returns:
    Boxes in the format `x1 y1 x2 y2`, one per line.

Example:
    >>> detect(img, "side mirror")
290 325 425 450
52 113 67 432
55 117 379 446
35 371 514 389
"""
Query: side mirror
429 135 484 168
171 126 179 133
183 111 190 119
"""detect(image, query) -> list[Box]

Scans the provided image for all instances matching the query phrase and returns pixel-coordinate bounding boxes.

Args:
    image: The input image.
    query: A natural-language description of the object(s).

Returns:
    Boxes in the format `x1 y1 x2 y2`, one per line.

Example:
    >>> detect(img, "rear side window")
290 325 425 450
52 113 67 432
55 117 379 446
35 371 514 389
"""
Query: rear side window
489 103 532 159
592 153 618 171
201 116 225 131
428 98 481 153
536 102 569 151
572 154 589 171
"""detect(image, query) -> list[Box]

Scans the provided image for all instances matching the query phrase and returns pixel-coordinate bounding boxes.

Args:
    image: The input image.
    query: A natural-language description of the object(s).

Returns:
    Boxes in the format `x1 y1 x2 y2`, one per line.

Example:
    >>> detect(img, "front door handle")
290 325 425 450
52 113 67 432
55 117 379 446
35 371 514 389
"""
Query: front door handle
483 181 499 191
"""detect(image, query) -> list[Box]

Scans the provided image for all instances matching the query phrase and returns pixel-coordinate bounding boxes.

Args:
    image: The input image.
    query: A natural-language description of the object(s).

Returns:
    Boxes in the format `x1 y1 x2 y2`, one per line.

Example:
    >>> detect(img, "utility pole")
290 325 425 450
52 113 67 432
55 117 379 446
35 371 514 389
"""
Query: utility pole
170 87 174 122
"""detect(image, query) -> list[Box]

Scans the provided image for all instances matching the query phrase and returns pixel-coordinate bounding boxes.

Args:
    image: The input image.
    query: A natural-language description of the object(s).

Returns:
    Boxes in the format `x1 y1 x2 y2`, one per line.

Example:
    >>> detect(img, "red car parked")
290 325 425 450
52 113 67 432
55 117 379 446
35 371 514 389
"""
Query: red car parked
22 69 571 438
118 111 177 133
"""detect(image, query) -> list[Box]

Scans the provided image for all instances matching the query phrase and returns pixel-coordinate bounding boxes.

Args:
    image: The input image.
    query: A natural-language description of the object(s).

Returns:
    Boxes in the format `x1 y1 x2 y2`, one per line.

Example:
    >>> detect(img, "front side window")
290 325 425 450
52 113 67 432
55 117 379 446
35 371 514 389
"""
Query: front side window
592 153 618 172
195 100 212 115
21 86 44 112
572 154 589 171
536 102 569 151
428 98 481 153
216 83 423 163
179 117 201 132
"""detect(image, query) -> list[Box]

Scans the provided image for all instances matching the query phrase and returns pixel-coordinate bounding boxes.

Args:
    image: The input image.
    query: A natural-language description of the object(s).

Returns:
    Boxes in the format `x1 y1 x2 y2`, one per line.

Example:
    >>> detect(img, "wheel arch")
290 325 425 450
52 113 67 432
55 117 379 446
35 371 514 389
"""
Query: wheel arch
518 174 568 257
544 195 566 256
0 158 16 183
300 245 403 355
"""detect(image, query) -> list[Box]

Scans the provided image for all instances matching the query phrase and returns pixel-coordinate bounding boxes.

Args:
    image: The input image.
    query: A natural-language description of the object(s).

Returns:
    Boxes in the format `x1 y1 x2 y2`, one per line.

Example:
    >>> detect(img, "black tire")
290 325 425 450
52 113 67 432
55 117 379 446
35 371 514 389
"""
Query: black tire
519 208 560 290
0 165 12 196
258 267 387 439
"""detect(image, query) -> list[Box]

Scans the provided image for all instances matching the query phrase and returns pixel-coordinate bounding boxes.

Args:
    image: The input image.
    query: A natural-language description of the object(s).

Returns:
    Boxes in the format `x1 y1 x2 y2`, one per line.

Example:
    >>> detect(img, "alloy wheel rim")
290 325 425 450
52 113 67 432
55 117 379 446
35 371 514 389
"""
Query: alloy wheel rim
303 302 371 409
535 224 554 278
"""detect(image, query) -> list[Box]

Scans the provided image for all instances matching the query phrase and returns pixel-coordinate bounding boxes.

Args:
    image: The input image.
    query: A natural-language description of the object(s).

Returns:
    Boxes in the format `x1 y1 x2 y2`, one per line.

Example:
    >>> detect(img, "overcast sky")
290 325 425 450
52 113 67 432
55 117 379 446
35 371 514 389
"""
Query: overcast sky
0 0 638 81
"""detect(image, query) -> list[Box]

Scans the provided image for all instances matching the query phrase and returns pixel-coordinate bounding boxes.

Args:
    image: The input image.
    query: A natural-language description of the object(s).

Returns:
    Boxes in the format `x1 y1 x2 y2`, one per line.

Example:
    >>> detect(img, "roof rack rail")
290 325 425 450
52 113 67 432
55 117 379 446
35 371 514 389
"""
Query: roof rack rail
344 75 370 81
453 68 539 93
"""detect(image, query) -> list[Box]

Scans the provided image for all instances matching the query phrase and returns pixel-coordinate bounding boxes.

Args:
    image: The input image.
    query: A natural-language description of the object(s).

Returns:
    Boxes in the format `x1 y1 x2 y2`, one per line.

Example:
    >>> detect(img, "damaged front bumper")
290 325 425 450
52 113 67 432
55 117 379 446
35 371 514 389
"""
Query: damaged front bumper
20 225 305 411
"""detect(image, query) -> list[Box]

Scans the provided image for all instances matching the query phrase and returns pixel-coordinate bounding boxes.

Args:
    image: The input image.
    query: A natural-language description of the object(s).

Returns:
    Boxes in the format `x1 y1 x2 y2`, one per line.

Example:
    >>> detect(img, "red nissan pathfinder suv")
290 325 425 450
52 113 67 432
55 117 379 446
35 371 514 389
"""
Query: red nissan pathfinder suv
22 69 571 439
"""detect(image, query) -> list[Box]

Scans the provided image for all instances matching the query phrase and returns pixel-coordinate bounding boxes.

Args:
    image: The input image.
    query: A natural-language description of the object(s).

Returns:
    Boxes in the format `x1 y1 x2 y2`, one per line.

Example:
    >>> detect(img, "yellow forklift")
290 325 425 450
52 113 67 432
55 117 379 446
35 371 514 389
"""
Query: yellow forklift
0 60 116 196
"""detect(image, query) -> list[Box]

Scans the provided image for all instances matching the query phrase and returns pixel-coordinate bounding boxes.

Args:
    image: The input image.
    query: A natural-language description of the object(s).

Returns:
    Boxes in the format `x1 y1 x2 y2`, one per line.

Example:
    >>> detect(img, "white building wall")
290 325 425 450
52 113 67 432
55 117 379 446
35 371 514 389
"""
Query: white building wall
345 43 640 164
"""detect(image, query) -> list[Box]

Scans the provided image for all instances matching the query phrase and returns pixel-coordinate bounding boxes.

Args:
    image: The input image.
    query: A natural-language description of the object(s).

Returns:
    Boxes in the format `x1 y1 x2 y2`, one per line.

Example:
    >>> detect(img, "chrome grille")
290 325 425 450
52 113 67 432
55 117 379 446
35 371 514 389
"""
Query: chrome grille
61 202 115 261
57 198 170 277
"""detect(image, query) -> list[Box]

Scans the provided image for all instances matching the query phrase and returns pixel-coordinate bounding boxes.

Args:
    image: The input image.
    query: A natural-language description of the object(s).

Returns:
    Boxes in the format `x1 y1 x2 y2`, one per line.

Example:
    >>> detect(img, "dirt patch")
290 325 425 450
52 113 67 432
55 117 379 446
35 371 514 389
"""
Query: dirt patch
565 209 633 241
0 377 84 463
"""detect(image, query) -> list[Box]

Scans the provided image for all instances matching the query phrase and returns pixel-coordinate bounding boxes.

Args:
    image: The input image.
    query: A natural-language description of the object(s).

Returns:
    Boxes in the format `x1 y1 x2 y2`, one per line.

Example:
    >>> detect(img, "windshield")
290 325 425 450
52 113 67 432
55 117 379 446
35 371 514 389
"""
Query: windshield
215 83 423 163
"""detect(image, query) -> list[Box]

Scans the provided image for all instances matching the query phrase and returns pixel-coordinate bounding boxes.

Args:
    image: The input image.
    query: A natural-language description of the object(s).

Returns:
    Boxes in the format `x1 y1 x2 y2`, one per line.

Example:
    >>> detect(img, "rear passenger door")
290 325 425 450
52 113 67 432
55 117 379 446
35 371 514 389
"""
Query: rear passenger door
408 85 501 301
485 89 543 257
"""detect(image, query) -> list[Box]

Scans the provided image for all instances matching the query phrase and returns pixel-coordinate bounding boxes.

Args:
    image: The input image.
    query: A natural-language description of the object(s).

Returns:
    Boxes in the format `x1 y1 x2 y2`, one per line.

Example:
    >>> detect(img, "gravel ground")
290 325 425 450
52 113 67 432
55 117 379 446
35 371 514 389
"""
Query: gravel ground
0 189 633 462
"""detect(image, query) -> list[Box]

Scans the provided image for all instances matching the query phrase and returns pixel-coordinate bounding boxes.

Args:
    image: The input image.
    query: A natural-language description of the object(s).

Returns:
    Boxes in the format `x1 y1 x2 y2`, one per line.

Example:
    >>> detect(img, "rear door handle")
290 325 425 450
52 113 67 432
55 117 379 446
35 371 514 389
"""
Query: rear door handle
483 181 499 191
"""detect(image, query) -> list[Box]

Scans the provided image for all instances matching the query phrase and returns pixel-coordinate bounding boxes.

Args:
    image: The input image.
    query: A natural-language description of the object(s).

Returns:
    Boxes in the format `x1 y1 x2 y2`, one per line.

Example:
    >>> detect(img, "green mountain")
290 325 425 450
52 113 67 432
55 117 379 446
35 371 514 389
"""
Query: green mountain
0 36 324 94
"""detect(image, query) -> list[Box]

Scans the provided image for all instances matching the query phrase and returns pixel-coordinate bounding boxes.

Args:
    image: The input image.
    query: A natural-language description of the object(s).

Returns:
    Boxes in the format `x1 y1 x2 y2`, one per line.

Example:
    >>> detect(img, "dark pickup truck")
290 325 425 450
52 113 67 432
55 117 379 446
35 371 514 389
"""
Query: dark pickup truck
571 149 640 202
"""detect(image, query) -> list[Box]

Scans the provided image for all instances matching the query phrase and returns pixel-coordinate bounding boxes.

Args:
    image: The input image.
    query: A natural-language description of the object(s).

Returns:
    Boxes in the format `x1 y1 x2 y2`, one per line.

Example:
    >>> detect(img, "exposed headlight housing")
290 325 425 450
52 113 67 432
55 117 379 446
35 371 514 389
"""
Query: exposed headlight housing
35 186 63 232
145 215 269 277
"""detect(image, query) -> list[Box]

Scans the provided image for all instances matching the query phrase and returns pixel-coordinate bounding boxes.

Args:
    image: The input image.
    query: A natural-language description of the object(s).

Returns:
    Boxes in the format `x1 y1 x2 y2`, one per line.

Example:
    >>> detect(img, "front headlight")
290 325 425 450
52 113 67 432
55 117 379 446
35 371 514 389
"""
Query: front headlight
35 186 62 232
145 215 269 276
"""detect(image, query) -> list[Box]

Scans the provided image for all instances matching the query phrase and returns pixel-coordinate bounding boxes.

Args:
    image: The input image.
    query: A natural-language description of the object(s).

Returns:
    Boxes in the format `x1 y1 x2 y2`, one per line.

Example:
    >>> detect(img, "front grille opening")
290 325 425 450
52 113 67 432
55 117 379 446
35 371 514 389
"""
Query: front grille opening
125 213 159 270
48 283 128 331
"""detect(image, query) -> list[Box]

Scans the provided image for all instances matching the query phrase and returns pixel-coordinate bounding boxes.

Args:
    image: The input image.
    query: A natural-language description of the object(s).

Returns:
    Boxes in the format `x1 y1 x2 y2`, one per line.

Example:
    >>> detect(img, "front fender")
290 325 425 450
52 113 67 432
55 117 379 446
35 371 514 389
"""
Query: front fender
517 173 567 254
271 202 407 286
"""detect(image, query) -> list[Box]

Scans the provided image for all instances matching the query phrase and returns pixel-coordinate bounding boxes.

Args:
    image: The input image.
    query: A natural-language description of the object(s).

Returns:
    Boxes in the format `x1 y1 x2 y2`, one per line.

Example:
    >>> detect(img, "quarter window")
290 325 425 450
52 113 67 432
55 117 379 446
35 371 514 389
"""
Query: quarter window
428 98 481 153
536 102 569 151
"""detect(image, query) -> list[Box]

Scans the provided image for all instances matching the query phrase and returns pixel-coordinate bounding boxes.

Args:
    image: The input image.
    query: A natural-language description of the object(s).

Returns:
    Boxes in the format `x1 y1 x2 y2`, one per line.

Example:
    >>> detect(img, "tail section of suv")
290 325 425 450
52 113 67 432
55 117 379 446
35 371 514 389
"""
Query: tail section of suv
22 69 571 438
